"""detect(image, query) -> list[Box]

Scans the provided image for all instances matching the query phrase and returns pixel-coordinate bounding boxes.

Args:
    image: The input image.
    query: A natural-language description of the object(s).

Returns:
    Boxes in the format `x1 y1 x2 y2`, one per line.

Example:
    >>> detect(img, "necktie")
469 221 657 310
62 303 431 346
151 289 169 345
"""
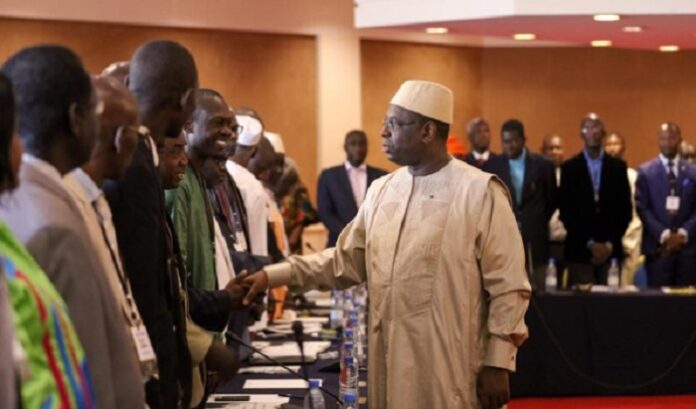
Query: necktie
667 159 677 196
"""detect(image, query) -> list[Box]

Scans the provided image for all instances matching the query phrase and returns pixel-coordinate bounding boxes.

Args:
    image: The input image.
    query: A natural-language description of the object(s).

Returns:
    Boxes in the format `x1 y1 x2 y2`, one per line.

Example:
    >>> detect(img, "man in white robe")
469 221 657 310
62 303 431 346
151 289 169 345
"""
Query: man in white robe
242 80 531 409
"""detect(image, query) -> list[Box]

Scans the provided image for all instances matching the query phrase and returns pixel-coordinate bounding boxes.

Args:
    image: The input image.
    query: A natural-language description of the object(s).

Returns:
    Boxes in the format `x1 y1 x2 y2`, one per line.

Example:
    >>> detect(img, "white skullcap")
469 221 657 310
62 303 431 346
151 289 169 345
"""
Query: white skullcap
390 80 453 124
265 131 285 154
236 115 263 146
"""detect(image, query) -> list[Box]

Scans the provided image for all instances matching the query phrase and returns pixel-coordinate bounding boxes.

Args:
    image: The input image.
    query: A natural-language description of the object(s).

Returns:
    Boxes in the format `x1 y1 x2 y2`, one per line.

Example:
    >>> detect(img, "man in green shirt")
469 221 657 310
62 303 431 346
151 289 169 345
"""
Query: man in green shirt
166 88 241 332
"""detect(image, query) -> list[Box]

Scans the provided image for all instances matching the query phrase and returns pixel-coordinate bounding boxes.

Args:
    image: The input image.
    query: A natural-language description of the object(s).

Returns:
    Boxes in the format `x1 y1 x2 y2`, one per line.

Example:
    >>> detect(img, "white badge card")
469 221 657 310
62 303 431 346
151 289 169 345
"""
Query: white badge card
131 325 156 362
666 196 681 212
234 231 248 252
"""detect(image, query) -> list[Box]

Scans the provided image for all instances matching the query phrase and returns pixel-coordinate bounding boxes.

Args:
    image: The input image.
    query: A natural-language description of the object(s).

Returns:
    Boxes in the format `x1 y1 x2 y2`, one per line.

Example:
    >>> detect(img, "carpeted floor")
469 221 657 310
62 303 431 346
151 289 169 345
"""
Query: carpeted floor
509 395 696 409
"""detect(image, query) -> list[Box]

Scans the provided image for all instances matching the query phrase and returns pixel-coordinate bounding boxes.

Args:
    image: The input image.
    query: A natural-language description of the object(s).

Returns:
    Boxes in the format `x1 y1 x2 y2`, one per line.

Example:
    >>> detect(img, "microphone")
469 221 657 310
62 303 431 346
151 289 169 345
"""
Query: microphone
226 331 343 405
292 321 312 409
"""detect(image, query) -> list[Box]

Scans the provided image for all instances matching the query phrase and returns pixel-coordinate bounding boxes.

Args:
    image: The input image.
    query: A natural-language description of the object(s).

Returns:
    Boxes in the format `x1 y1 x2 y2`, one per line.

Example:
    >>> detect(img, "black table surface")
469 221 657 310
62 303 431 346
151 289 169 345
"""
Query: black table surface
511 290 696 397
216 339 367 408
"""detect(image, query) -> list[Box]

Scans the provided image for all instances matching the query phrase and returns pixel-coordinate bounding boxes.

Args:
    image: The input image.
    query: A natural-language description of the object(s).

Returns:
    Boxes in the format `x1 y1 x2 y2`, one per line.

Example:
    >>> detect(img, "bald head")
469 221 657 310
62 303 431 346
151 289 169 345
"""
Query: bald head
659 122 682 159
541 133 565 167
580 113 606 151
101 61 130 84
129 40 198 139
466 117 491 153
89 75 140 180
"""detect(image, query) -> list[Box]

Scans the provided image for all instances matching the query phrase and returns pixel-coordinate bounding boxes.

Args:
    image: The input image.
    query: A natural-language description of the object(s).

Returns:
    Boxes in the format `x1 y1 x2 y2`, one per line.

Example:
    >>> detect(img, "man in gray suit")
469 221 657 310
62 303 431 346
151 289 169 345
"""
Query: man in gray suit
1 46 145 409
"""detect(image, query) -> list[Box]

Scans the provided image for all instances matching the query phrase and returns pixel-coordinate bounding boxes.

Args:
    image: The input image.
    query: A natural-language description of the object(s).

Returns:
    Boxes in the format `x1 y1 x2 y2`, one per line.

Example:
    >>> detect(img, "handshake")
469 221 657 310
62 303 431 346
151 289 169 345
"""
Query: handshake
224 269 271 310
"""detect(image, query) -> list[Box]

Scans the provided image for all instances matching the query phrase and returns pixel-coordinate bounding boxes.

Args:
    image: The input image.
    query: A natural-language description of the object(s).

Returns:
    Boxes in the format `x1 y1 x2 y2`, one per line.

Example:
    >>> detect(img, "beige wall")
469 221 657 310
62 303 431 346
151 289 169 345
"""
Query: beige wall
481 47 696 168
0 17 319 198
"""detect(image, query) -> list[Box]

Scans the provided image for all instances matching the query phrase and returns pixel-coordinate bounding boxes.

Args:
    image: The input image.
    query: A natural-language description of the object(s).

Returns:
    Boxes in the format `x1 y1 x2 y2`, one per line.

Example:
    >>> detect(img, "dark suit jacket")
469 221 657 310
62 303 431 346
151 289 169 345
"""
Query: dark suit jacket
484 152 557 267
559 152 632 263
636 158 696 256
464 151 499 169
103 140 191 408
317 164 387 246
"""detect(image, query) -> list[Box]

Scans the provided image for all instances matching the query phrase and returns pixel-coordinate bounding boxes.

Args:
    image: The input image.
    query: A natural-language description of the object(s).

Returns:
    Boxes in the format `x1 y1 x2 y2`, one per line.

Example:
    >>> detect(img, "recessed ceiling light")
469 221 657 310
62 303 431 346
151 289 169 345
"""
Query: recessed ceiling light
591 40 613 47
622 26 643 33
594 14 621 22
425 27 449 34
513 33 536 41
659 45 680 52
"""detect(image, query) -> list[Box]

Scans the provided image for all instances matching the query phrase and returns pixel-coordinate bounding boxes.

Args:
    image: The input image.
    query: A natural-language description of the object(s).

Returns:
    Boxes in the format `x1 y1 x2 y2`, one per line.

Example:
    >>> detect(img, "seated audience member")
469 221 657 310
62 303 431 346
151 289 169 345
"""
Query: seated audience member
464 117 497 168
485 119 556 288
1 45 145 409
559 113 632 286
541 133 567 283
604 132 643 285
317 130 387 247
636 123 696 287
102 40 198 409
0 69 95 409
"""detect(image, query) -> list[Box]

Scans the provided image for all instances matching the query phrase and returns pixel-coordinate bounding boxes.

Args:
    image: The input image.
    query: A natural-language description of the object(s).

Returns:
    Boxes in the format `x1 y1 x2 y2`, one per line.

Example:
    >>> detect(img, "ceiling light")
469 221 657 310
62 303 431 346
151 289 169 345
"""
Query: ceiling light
659 45 679 52
425 27 449 34
622 26 643 33
591 40 612 47
594 14 621 22
513 33 536 41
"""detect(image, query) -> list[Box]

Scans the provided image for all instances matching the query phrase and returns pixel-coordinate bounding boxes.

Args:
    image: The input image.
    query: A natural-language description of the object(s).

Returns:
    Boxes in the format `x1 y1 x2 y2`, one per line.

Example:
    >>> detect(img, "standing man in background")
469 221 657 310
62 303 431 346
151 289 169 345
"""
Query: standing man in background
604 132 643 286
636 123 696 287
559 113 632 286
464 117 497 169
485 119 557 288
317 130 387 247
541 133 567 284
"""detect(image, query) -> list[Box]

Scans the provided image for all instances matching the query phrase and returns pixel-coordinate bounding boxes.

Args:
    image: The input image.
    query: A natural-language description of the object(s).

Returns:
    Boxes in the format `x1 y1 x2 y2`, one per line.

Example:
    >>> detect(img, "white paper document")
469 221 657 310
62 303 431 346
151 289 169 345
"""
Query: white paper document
238 365 300 375
243 379 323 389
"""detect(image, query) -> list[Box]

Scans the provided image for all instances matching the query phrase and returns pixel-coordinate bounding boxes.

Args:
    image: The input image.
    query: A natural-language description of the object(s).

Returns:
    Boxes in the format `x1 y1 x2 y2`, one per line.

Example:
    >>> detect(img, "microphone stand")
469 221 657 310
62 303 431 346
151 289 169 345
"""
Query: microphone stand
293 320 314 409
226 331 343 405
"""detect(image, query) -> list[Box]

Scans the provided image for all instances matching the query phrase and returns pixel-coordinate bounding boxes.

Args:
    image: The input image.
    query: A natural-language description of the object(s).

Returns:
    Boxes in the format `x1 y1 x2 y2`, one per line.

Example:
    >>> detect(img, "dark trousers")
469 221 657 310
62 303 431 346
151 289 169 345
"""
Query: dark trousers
568 262 610 286
645 252 696 287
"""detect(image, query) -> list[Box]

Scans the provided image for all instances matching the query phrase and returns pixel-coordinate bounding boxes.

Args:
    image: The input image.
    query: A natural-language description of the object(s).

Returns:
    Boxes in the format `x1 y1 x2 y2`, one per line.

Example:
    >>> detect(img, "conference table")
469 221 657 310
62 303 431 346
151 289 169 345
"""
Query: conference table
216 339 366 408
511 290 696 397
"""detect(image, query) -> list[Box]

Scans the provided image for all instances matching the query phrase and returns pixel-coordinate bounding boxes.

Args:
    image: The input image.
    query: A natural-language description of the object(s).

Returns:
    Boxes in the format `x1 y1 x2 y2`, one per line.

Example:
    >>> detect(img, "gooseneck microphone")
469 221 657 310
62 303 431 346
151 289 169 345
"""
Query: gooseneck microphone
226 331 343 405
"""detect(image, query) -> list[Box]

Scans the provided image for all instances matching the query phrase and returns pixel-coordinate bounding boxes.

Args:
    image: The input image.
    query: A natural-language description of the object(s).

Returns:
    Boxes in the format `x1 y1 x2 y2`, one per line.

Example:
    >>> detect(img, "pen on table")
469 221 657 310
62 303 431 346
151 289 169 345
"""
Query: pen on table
214 395 251 401
279 393 304 399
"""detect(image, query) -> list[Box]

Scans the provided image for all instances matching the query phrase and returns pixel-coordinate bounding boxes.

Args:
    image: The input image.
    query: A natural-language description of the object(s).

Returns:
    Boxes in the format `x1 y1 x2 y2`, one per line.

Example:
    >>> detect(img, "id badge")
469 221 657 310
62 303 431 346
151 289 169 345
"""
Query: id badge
666 196 681 212
131 324 156 362
234 231 248 252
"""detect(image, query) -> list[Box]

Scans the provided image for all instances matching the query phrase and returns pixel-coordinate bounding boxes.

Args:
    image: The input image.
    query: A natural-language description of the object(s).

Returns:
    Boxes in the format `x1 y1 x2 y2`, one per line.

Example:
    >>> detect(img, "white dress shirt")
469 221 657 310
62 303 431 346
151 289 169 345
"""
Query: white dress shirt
226 160 269 257
472 150 491 162
345 162 368 207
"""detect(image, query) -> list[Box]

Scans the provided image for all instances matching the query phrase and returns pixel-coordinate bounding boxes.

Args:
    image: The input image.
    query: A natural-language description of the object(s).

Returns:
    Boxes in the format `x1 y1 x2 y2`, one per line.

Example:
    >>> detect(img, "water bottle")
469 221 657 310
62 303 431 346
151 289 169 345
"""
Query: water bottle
339 355 359 402
608 258 620 291
330 290 344 329
303 379 326 409
343 291 355 327
342 390 358 409
545 258 557 292
348 312 365 363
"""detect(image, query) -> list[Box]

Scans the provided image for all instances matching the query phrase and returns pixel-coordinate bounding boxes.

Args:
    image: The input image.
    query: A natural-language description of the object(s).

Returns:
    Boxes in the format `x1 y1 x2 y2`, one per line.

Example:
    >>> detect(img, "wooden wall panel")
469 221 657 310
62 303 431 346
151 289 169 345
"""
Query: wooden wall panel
481 48 696 168
360 40 483 171
0 17 318 198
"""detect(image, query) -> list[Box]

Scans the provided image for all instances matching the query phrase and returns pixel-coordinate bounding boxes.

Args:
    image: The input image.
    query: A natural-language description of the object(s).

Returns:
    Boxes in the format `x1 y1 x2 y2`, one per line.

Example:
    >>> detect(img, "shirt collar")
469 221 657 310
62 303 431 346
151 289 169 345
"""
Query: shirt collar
659 153 680 167
69 168 102 202
509 148 527 164
582 148 604 163
472 150 490 161
22 153 64 185
345 161 367 172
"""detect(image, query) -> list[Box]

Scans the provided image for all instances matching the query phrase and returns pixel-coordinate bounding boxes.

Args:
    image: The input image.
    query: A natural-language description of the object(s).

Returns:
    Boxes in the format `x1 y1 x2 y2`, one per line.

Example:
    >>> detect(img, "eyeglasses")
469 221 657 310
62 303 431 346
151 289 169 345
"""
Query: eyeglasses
382 117 419 132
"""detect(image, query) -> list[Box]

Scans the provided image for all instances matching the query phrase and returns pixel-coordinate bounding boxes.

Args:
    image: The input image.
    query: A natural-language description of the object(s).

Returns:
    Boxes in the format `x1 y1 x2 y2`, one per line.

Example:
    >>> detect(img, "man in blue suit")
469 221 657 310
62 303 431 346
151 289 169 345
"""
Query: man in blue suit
636 122 696 287
317 130 387 247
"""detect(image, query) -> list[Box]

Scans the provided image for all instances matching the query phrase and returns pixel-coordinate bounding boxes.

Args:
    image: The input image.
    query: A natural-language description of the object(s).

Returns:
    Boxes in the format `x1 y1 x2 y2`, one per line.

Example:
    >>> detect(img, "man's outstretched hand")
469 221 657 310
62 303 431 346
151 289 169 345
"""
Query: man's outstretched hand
241 270 270 306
